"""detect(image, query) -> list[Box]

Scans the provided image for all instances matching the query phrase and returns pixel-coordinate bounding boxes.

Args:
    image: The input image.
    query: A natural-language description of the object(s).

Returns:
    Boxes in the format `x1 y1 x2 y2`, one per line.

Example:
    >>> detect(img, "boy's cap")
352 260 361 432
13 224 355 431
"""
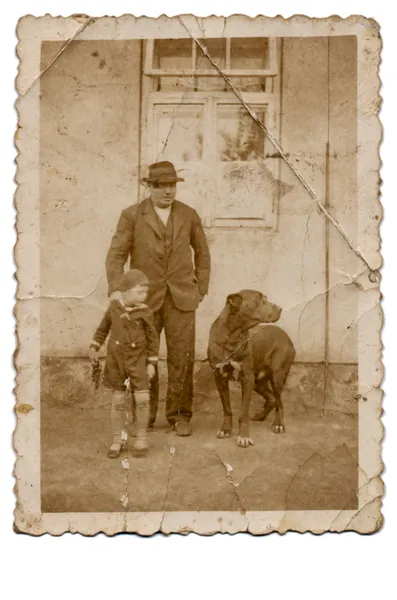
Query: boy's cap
116 269 149 292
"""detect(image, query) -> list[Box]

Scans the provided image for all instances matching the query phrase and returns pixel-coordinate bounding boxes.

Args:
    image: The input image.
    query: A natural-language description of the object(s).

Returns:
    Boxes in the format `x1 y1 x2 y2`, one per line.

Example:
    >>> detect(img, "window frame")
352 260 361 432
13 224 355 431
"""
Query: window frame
210 94 279 229
141 37 281 230
143 91 280 230
144 37 278 78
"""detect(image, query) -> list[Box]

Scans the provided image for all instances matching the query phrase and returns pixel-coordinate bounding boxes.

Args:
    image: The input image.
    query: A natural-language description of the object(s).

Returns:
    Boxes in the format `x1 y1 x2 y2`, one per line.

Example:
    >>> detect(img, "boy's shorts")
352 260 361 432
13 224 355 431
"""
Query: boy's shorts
103 345 149 392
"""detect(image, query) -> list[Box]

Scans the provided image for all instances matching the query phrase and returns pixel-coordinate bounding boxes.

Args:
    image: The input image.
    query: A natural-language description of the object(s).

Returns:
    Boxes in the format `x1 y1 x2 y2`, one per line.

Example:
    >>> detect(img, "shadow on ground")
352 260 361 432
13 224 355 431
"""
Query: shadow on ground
40 360 358 513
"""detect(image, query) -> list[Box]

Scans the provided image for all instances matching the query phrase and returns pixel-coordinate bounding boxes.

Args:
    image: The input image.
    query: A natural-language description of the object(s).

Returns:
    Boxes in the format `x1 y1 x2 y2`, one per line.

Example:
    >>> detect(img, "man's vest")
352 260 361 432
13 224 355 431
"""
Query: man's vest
154 210 174 268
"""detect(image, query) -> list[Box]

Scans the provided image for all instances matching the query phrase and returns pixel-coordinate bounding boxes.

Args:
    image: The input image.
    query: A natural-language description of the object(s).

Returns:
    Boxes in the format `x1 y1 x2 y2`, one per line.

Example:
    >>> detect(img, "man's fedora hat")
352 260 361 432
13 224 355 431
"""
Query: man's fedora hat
141 161 184 184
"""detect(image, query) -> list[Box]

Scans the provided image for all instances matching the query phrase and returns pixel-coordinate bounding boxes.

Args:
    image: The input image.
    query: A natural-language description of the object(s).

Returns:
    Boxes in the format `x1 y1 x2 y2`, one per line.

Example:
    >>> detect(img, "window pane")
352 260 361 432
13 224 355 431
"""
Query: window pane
158 76 195 92
153 39 192 70
228 76 266 92
216 106 266 162
153 104 204 162
230 38 269 71
153 38 193 91
195 38 226 71
214 105 273 220
194 77 229 91
214 160 276 220
194 38 227 91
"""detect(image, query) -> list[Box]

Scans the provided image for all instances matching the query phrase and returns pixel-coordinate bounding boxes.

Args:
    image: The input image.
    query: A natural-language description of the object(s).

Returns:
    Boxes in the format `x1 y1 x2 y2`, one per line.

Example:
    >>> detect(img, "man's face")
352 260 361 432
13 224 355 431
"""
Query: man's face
150 182 177 208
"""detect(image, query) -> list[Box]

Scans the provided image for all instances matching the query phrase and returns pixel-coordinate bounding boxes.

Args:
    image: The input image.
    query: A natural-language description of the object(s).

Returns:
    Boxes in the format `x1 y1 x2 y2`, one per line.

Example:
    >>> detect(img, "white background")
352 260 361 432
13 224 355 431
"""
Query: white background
1 2 395 599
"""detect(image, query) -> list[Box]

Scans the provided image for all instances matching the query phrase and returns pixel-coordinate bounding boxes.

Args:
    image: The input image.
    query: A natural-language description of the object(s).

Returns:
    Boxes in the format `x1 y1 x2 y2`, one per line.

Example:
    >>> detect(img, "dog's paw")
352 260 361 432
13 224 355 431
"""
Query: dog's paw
237 436 255 448
217 429 231 439
272 423 285 434
217 417 232 439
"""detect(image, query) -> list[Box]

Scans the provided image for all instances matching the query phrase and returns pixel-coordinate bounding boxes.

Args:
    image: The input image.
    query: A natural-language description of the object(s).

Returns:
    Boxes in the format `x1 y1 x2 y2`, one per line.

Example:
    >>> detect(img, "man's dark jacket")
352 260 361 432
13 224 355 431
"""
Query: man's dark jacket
106 197 211 312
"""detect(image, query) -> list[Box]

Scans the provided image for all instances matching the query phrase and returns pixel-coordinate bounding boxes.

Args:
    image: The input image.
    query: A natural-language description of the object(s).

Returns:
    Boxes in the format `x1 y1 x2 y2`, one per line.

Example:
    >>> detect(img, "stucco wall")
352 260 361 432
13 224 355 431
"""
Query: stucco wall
327 36 359 363
40 40 143 355
39 37 357 364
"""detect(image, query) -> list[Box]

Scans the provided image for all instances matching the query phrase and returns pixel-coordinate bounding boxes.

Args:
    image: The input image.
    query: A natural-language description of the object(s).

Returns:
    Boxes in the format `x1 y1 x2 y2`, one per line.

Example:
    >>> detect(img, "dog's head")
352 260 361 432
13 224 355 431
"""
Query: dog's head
226 289 282 325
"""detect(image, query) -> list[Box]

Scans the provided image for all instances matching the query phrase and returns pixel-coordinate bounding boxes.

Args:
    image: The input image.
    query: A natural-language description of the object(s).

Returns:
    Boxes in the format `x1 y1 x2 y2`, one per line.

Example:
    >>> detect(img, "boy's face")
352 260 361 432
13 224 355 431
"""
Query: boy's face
122 283 149 306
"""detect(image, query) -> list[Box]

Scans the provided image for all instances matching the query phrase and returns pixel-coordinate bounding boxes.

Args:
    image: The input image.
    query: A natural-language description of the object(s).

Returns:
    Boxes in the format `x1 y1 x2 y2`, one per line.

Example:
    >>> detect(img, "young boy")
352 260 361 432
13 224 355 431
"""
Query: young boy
89 269 159 458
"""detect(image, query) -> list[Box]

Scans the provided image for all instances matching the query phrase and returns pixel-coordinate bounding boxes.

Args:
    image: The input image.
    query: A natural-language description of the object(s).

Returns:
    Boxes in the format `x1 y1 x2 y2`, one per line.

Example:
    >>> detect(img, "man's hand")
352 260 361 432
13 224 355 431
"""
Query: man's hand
147 364 156 380
109 290 125 305
88 347 99 361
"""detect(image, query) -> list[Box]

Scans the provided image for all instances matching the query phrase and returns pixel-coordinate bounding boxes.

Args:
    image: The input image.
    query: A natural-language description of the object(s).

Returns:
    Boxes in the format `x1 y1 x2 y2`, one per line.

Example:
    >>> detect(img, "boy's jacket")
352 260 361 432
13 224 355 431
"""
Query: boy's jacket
91 300 159 359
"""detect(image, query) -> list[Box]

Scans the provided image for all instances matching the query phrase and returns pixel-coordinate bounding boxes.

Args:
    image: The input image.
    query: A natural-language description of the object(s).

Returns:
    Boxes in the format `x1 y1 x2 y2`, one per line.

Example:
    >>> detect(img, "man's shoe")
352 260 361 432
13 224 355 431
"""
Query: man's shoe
108 442 122 459
174 420 192 436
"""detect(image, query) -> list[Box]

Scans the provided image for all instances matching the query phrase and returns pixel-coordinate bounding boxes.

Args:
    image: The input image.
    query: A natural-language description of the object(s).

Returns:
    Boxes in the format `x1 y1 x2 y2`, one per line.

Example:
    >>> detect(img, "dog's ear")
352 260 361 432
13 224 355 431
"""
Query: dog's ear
227 293 243 312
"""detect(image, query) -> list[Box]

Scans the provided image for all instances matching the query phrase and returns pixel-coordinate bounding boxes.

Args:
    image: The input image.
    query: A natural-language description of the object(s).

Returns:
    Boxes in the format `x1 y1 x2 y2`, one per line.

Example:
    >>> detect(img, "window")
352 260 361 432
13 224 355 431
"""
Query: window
145 37 278 92
214 105 274 224
142 38 280 229
153 104 204 162
217 105 266 162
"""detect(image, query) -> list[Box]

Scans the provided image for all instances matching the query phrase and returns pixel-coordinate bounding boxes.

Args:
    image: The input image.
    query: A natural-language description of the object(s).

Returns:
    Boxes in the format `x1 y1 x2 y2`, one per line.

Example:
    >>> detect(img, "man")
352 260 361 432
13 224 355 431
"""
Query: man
106 161 211 436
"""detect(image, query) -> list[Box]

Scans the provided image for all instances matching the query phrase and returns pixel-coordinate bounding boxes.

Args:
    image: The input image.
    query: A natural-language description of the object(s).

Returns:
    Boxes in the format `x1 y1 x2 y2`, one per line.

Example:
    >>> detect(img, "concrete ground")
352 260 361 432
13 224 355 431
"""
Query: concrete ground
41 373 358 513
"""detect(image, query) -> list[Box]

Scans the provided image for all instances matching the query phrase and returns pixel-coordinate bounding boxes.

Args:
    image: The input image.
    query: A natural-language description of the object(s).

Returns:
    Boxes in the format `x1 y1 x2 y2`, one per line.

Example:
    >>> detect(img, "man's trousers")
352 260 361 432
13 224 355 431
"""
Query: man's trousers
149 291 195 426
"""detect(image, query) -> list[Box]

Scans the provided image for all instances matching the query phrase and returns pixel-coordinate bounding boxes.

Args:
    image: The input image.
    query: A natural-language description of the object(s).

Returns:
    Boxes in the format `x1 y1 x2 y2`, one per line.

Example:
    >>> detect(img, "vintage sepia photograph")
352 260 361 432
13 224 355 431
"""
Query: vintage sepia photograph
14 14 383 535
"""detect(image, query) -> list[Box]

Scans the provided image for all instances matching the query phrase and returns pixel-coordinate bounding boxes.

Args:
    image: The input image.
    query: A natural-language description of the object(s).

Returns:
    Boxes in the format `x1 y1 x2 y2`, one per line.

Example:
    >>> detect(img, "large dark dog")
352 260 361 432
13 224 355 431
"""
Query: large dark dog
208 290 295 447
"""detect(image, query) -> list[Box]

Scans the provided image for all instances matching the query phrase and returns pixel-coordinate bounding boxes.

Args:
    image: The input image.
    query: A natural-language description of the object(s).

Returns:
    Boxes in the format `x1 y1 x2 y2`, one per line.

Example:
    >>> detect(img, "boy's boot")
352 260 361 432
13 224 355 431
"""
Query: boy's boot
109 390 126 458
134 390 150 455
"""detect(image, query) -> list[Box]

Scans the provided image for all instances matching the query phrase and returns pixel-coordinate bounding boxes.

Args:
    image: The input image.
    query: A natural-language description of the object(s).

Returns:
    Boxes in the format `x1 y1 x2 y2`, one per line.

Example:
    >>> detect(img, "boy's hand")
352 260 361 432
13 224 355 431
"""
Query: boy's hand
147 364 156 380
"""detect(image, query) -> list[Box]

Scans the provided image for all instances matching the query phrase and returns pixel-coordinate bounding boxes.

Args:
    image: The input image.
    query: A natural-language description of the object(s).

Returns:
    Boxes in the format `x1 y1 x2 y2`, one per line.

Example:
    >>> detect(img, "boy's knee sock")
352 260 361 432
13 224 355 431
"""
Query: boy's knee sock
134 390 150 450
111 390 126 445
